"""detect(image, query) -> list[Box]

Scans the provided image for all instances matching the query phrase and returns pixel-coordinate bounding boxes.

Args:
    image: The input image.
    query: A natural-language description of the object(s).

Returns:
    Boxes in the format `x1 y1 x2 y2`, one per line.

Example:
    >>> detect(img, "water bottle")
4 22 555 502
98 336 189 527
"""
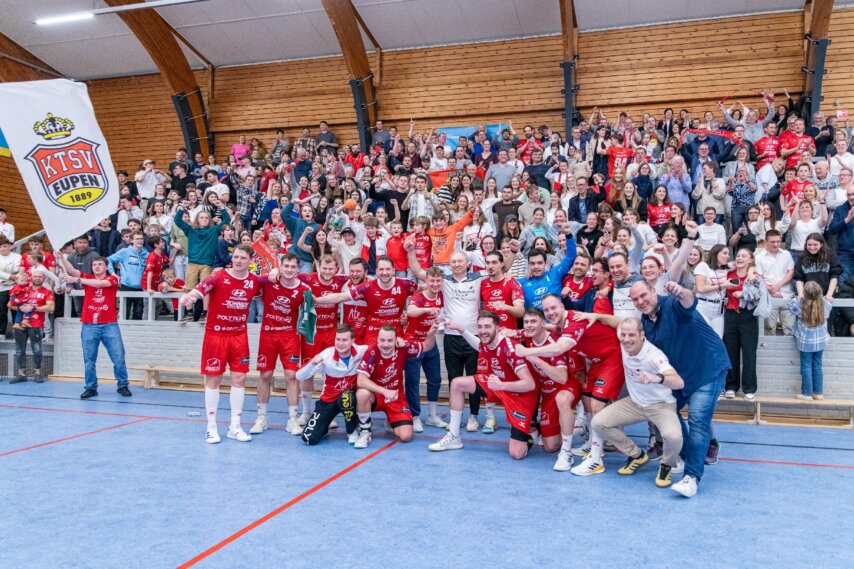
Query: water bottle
186 411 201 417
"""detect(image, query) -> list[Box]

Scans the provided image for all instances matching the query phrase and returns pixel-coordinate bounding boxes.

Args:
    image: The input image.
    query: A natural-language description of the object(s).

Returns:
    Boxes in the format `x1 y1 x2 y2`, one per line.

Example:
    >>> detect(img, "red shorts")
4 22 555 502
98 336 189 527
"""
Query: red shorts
257 331 301 372
301 327 336 365
582 355 625 402
474 375 538 434
372 391 413 427
539 381 581 439
363 321 403 348
201 331 250 376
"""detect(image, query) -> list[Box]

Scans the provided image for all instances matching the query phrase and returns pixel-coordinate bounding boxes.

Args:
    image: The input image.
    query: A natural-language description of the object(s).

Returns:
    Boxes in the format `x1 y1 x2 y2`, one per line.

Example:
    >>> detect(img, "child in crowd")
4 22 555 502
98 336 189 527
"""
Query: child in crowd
788 281 832 400
158 268 185 320
9 272 32 329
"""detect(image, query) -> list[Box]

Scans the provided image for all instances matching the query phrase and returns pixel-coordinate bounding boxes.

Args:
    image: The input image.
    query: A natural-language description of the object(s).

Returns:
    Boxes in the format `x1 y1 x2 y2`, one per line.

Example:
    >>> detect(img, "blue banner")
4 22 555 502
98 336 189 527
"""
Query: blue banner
0 128 9 157
437 123 506 151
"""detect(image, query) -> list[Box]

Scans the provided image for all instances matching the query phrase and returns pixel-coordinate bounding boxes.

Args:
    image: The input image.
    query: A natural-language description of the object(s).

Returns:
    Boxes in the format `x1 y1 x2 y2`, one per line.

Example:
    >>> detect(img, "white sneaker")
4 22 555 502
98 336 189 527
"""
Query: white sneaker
466 415 479 432
570 455 604 476
287 417 304 436
428 432 463 451
482 417 497 434
329 419 339 429
412 416 424 433
348 430 360 445
724 390 736 399
744 393 756 402
249 415 267 434
205 426 221 444
671 474 698 498
571 442 591 457
672 458 685 474
553 448 574 471
354 429 372 449
298 412 311 427
227 427 252 442
424 414 448 429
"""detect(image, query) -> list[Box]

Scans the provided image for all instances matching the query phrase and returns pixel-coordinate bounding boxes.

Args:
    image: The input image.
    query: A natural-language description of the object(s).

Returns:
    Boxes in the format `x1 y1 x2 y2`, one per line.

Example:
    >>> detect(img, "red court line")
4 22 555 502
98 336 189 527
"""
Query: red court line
720 456 854 470
177 440 398 569
0 418 151 458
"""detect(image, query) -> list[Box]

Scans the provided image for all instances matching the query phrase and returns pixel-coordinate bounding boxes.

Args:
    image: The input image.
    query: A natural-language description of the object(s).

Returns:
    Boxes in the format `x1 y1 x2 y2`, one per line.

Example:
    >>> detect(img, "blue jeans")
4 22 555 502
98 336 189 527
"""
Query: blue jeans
799 350 824 396
81 322 129 391
248 297 263 323
298 259 314 274
675 370 726 482
838 250 854 284
404 344 441 417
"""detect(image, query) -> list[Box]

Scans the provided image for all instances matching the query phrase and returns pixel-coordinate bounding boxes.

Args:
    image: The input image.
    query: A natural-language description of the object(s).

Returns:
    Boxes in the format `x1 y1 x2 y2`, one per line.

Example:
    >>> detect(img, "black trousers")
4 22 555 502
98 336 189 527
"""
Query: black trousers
121 285 143 320
443 333 481 415
724 309 758 394
0 290 9 336
14 327 43 371
301 390 356 446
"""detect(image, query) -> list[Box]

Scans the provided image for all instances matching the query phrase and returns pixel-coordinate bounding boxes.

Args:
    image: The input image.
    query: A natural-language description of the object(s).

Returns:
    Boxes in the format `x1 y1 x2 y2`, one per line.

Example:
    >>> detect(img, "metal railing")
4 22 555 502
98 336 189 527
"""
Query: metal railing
12 229 46 253
62 289 187 321
760 297 854 337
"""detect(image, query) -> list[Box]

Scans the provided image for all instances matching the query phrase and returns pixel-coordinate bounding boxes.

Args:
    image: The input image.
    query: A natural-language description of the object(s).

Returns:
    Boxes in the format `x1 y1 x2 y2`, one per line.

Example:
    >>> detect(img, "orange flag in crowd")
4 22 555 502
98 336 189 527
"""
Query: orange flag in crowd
251 238 279 276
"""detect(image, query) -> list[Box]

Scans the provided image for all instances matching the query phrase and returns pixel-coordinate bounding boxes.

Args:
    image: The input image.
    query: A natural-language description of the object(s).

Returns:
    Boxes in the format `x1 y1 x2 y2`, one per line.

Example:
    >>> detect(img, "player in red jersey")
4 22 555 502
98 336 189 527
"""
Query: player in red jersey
342 258 370 344
180 244 260 444
60 255 132 399
516 293 625 476
562 254 593 304
250 253 312 436
754 122 781 170
431 311 538 459
480 251 524 330
782 163 817 214
598 133 634 179
354 323 438 448
518 307 584 471
317 256 417 346
297 254 349 427
780 117 816 168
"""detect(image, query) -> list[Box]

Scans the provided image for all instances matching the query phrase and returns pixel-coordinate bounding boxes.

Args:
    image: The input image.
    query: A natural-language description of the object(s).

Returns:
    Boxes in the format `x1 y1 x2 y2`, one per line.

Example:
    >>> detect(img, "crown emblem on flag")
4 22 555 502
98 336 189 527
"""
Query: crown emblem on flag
33 113 75 140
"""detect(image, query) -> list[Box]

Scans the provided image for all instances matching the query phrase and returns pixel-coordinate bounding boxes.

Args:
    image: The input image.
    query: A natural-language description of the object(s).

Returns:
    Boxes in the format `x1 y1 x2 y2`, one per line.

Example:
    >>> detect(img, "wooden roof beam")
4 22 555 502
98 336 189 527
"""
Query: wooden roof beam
558 0 577 62
0 33 63 82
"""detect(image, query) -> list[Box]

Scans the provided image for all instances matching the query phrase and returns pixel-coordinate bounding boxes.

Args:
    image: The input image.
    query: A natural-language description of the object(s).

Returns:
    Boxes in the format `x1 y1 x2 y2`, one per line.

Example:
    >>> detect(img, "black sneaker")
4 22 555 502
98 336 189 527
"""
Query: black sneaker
33 372 45 383
10 374 27 384
80 388 98 399
705 439 720 465
117 386 132 397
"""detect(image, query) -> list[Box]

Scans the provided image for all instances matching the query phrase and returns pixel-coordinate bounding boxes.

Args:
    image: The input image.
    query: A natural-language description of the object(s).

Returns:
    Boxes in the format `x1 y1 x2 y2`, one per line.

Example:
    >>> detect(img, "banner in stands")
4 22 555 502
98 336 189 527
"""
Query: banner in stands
251 238 279 276
437 123 506 151
428 167 487 190
0 79 120 248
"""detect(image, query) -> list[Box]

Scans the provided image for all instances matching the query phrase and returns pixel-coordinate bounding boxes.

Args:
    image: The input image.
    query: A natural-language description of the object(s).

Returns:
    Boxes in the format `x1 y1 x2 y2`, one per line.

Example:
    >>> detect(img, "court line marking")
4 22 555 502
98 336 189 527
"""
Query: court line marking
4 403 854 469
0 418 151 458
176 440 398 569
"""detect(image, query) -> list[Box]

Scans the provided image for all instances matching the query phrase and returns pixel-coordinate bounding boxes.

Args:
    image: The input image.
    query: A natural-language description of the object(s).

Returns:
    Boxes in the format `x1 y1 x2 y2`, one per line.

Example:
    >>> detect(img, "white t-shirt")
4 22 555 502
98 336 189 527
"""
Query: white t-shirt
441 272 486 335
789 217 826 251
830 152 854 177
755 249 795 298
621 340 676 407
695 223 727 251
693 262 727 318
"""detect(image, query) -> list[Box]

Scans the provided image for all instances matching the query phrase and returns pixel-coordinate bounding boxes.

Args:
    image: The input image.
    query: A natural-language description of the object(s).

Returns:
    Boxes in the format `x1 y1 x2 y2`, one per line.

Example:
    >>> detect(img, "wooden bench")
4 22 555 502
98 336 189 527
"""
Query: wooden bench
129 365 264 389
751 396 854 429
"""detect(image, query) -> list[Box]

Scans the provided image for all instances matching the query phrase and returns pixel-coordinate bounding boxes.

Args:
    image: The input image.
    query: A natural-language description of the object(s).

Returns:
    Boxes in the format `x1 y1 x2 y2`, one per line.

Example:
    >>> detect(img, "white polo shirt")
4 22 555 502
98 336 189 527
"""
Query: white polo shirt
621 340 676 407
755 248 794 298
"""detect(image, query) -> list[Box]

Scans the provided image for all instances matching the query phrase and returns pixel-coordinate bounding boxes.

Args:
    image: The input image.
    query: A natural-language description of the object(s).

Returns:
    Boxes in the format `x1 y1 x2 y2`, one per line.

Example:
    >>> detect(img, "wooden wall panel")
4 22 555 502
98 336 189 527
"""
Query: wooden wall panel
820 7 854 113
0 156 41 239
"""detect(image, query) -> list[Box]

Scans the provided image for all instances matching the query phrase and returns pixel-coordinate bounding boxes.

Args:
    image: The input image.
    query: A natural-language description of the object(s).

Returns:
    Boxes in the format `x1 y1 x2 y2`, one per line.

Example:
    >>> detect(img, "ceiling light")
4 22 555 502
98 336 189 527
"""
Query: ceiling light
35 12 96 26
35 0 209 26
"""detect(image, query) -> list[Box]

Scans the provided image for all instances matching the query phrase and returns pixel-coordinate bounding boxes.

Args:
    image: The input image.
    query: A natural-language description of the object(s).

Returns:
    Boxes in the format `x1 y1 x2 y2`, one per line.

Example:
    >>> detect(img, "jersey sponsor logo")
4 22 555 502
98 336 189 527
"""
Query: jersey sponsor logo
257 355 268 368
594 378 605 386
381 297 397 307
206 357 222 373
287 355 300 363
232 289 247 298
539 410 552 426
240 356 250 365
224 300 249 310
510 410 528 421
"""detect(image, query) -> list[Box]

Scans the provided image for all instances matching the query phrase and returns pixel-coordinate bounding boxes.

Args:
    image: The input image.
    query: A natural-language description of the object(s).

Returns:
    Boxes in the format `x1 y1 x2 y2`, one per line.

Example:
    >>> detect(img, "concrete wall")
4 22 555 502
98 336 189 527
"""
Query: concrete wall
55 318 854 399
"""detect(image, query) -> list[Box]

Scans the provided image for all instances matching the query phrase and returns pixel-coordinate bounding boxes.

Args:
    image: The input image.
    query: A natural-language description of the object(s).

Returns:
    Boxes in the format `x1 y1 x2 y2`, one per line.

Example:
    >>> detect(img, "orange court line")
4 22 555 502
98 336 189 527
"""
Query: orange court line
176 440 398 568
0 417 151 457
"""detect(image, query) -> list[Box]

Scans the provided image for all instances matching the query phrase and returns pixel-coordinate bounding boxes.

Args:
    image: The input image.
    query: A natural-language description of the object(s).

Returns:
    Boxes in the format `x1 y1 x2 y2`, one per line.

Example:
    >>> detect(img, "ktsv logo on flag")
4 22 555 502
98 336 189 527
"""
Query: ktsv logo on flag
24 113 109 211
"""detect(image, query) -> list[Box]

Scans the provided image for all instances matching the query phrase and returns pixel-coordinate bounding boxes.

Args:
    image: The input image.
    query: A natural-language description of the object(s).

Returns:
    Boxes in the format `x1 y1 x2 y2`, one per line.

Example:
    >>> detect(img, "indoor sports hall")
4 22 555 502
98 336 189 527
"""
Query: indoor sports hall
1 1 853 568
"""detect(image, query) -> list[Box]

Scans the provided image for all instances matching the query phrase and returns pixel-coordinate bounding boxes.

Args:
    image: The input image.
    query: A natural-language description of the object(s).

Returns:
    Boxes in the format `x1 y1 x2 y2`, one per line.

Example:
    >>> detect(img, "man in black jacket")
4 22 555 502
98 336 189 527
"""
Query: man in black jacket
567 177 604 223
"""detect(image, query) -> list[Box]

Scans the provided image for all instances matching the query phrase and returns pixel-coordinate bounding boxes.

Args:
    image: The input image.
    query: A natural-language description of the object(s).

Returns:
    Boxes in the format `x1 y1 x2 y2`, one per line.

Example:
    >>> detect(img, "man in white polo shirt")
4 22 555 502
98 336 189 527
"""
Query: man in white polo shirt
755 229 794 334
591 317 685 489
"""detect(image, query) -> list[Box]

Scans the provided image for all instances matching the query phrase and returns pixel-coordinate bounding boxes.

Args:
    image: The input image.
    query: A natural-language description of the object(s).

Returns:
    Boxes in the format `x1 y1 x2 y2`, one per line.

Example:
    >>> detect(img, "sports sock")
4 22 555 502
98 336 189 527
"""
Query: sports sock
485 403 496 420
288 405 298 420
300 391 313 415
589 427 604 462
230 387 245 430
205 387 220 428
449 410 463 437
357 412 372 432
257 402 267 417
561 433 573 452
428 401 438 417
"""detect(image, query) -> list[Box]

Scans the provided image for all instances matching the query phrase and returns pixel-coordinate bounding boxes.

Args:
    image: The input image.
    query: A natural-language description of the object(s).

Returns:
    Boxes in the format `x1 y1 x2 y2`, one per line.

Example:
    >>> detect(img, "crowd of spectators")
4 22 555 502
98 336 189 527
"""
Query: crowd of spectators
3 89 854 397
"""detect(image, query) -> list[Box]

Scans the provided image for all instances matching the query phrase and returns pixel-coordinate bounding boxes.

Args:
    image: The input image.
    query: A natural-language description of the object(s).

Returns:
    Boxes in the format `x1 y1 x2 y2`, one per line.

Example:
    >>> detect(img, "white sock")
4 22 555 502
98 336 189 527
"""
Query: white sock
257 402 267 417
449 409 463 437
561 433 573 452
288 405 298 419
575 409 588 427
300 391 313 414
485 403 496 420
205 387 219 428
589 428 604 461
230 387 245 430
428 401 438 417
357 412 372 431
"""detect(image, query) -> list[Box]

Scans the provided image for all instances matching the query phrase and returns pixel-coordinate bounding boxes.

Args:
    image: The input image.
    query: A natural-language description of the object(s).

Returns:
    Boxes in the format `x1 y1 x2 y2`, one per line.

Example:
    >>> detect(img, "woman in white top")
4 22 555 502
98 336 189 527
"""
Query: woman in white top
639 229 694 295
750 202 790 242
693 244 732 337
789 198 828 262
148 201 174 235
546 192 564 224
461 206 494 251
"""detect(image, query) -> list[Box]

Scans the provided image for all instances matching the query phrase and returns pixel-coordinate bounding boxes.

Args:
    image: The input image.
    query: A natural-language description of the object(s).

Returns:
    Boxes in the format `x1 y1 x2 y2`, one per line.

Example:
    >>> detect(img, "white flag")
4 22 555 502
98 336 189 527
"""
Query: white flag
0 79 119 249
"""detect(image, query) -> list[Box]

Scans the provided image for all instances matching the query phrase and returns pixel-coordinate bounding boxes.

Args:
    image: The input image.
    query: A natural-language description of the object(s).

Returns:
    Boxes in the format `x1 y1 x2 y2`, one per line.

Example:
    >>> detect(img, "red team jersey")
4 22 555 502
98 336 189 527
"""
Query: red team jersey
351 278 418 341
647 203 672 228
358 342 422 425
783 179 814 213
21 251 56 277
404 291 443 342
299 273 348 333
412 233 433 268
258 278 312 371
561 310 624 401
480 277 524 329
342 278 370 343
141 250 166 291
385 234 409 271
475 336 538 435
561 275 593 303
14 286 54 328
606 146 634 178
522 334 583 438
80 273 119 325
780 131 815 168
754 136 780 170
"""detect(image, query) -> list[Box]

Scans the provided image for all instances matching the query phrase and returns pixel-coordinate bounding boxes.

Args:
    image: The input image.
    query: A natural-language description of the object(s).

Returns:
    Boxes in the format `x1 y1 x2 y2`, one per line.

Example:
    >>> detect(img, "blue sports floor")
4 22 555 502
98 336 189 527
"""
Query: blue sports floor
1 381 853 569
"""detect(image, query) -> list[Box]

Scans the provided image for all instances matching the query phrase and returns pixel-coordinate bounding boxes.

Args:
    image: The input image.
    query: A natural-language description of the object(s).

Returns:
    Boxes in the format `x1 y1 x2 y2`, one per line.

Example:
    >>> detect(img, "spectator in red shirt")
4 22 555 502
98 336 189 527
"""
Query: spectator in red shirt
780 117 816 168
516 124 544 164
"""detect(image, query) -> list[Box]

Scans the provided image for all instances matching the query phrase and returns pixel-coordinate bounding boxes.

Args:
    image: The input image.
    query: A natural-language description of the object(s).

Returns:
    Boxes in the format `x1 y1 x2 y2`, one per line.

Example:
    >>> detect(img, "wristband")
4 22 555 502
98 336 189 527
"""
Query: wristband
657 373 666 384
